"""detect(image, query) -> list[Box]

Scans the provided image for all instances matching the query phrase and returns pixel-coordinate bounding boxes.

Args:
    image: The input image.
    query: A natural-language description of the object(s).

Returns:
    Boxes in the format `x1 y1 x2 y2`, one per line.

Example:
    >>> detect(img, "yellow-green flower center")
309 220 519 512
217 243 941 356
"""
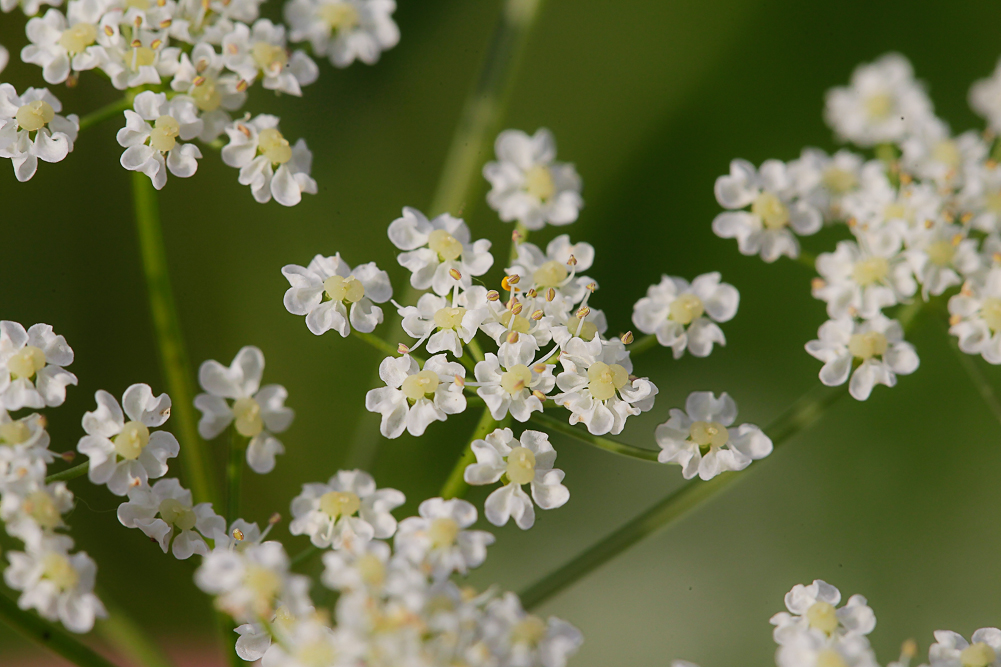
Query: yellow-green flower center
356 553 386 587
41 552 78 591
159 497 197 530
0 420 31 446
848 331 887 361
324 275 365 303
8 345 46 380
58 23 97 54
505 446 536 485
865 92 893 120
564 315 597 341
960 642 997 667
190 77 222 112
319 490 360 518
586 361 628 401
433 306 466 330
258 127 292 165
510 615 547 646
232 397 263 438
816 648 848 667
669 293 704 325
428 517 460 548
401 370 440 401
15 101 55 132
533 260 568 288
25 490 62 530
982 297 1001 332
524 164 555 200
752 192 790 230
251 42 288 74
501 311 533 334
689 420 728 452
806 601 838 634
149 115 180 152
114 421 150 460
852 256 889 286
500 364 532 395
822 167 857 194
428 229 463 262
926 240 956 267
318 1 359 31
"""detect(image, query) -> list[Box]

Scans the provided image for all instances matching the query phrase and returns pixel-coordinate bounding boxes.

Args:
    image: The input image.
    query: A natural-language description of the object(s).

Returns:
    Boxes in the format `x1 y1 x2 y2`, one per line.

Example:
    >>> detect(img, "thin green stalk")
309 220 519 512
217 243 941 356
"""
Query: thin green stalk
941 320 1001 429
95 594 175 667
0 591 119 667
79 97 133 132
290 545 319 568
351 330 405 358
466 338 486 364
46 461 90 484
342 0 546 472
519 383 849 610
529 412 660 462
131 172 217 507
628 334 660 356
227 430 246 525
440 409 499 499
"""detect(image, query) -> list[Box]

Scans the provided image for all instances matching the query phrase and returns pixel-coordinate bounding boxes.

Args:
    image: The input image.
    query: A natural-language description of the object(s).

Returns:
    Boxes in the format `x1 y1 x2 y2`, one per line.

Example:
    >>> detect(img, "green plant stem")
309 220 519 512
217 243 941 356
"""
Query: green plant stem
440 409 499 499
0 591 119 667
466 337 486 363
941 321 1001 429
519 383 849 610
131 172 217 507
628 334 660 356
226 430 246 525
351 330 405 358
95 593 175 667
79 97 133 132
528 412 660 462
46 461 90 484
290 545 320 568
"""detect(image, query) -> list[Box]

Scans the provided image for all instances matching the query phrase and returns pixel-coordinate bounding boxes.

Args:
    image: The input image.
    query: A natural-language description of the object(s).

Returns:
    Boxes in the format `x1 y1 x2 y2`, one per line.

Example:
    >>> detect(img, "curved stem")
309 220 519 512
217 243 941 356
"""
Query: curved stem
529 411 660 462
0 590 120 667
131 172 217 507
46 461 89 484
440 409 499 499
351 330 406 359
519 383 849 610
628 334 660 357
79 97 133 132
941 320 1001 429
466 338 486 364
226 430 246 525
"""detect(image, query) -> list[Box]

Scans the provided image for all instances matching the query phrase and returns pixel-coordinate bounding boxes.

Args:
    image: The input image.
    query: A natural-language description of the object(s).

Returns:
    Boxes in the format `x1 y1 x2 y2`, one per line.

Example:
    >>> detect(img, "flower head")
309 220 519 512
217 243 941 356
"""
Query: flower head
222 114 316 206
0 321 77 411
117 478 223 559
284 0 399 68
365 354 466 438
0 86 78 182
394 497 494 581
117 91 203 190
632 272 739 358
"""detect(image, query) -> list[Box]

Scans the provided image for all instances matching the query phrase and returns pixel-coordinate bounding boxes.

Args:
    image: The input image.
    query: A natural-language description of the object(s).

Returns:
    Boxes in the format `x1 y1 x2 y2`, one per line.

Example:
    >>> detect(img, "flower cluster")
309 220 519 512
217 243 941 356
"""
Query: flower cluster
710 53 1001 399
1 0 401 203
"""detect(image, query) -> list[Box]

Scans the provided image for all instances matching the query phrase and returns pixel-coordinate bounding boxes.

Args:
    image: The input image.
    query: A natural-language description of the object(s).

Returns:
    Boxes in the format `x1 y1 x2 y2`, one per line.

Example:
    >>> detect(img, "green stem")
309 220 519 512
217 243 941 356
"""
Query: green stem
226 430 246 525
628 334 660 356
95 593 175 667
529 411 660 462
290 545 319 568
519 383 849 610
351 330 405 359
131 172 217 507
941 320 1001 429
79 97 133 132
466 337 486 364
794 250 817 270
440 409 499 499
46 461 90 484
0 591 119 667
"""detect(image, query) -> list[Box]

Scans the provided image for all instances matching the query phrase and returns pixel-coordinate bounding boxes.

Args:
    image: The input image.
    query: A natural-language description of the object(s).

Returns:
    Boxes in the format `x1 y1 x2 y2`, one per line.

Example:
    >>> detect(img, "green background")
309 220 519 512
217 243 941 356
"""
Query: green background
2 0 1001 664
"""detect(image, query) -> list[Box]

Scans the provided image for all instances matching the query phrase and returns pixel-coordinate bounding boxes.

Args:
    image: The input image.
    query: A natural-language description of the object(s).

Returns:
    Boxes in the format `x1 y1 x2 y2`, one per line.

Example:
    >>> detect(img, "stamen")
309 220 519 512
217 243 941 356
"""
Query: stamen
567 255 577 267
269 513 281 525
398 343 410 354
236 79 248 92
621 331 634 344
60 451 76 463
160 18 172 27
531 309 544 321
233 528 245 541
546 288 555 302
532 390 546 401
104 24 114 36
454 374 465 388
576 306 590 319
506 331 520 344
449 268 461 281
486 290 500 302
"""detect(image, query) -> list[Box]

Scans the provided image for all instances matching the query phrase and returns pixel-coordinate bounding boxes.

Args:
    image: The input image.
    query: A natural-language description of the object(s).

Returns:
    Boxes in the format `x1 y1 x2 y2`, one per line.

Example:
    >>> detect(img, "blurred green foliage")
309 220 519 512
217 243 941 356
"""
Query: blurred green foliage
3 0 1001 664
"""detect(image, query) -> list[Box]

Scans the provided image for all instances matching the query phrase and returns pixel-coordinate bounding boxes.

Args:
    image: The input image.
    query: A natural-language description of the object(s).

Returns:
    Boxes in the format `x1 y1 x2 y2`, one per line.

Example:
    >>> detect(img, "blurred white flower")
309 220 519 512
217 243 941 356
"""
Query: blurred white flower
929 629 1001 667
395 497 494 581
0 321 77 411
950 269 1001 363
117 478 223 559
221 19 318 95
632 272 739 358
285 0 399 67
20 3 106 84
770 579 876 646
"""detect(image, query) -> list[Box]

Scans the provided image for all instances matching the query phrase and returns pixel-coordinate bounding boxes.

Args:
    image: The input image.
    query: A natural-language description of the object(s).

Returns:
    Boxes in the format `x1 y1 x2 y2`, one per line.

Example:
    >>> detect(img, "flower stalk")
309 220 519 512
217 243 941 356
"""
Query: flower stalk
529 411 660 462
440 408 500 499
0 591 119 667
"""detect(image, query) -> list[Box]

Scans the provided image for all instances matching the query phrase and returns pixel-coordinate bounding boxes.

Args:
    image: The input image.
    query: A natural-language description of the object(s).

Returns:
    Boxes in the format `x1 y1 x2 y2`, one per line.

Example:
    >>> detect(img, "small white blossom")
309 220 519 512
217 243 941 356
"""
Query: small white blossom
929 629 1001 667
971 58 1001 134
76 384 179 496
805 315 919 401
282 253 392 337
483 592 583 667
221 19 318 95
194 345 294 474
3 536 106 633
483 128 583 231
0 411 54 489
261 617 362 667
905 224 981 299
553 337 657 436
1 0 61 17
170 42 248 142
289 469 404 550
284 0 399 68
655 391 772 481
397 292 487 357
0 480 74 548
388 207 494 295
949 269 1001 363
473 342 554 422
788 147 865 222
777 632 879 667
813 233 916 319
824 52 934 146
395 497 494 581
94 16 180 90
0 86 78 182
0 44 7 73
770 580 876 645
0 321 77 411
117 478 223 559
631 272 739 358
464 428 569 530
508 234 595 304
222 114 317 206
365 354 466 438
117 91 203 190
20 3 105 84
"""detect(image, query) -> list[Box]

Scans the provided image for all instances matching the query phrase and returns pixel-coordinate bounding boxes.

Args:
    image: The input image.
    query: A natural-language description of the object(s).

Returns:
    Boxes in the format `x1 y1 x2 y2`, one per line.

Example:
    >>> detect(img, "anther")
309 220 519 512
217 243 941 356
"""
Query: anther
501 276 514 291
533 363 547 374
193 76 207 87
532 390 546 401
506 331 520 344
961 211 973 224
486 290 500 301
160 18 172 27
511 302 523 315
236 79 248 92
899 173 913 185
621 331 634 344
901 640 917 660
269 513 281 525
567 255 577 267
449 268 462 281
454 374 465 388
812 277 826 291
237 124 251 138
949 314 962 326
507 274 521 285
951 233 963 246
511 230 523 243
131 38 142 48
134 16 142 27
531 309 544 321
924 219 934 229
66 74 79 88
942 211 955 223
846 217 857 228
526 288 537 298
994 252 1001 264
104 25 114 36
232 528 245 541
585 282 596 293
60 451 76 463
576 306 590 319
546 288 556 302
398 343 410 355
150 39 162 50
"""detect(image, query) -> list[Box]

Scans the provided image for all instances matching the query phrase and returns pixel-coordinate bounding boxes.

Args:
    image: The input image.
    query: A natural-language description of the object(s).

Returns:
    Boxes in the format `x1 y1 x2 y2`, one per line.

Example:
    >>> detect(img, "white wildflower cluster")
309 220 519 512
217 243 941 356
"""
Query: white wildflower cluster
676 578 1001 667
0 321 105 634
1 0 401 203
710 52 1001 400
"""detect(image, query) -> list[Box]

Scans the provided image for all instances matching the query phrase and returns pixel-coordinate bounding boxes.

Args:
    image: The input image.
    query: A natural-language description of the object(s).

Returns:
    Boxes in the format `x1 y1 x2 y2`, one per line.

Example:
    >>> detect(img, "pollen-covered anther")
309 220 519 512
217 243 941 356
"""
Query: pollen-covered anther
924 218 935 229
501 276 515 291
508 274 521 285
621 330 634 344
586 282 596 293
130 477 142 488
532 390 546 401
951 233 963 246
160 17 172 27
846 217 857 228
104 24 114 35
546 288 556 302
486 290 500 302
526 288 537 298
511 229 523 243
398 343 410 355
506 331 520 344
567 255 577 267
236 79 248 92
899 172 913 185
454 374 465 388
193 75 206 86
237 123 251 137
269 512 281 525
130 38 142 48
133 15 142 27
531 310 544 321
449 268 462 281
961 281 974 296
232 528 245 541
576 306 590 319
961 211 973 223
511 302 523 315
532 363 547 374
60 451 76 463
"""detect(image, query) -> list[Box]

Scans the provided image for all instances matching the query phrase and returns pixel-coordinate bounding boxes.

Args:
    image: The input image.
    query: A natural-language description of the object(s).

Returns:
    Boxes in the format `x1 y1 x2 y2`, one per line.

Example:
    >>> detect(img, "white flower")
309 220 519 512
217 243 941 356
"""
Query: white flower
117 478 223 559
508 234 596 305
824 52 934 146
0 480 74 548
1 0 61 17
260 617 361 667
712 158 823 263
168 0 264 44
284 0 399 68
950 269 1001 364
194 346 294 474
3 536 107 634
473 342 554 422
0 321 77 411
483 592 583 667
929 629 1001 667
364 354 466 438
464 428 568 530
631 272 739 358
805 315 919 401
20 3 105 84
234 596 315 663
0 411 55 489
394 497 494 581
769 580 876 646
0 86 78 182
655 391 772 481
282 253 392 337
195 540 310 624
170 42 248 142
221 19 318 95
388 207 494 296
900 120 986 188
841 164 942 233
960 161 1001 234
553 336 657 436
483 128 583 231
971 58 1001 134
787 147 865 222
397 291 487 357
94 16 180 90
117 91 203 190
905 224 981 299
777 632 879 667
221 114 317 206
813 233 915 319
289 469 405 549
76 384 179 496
